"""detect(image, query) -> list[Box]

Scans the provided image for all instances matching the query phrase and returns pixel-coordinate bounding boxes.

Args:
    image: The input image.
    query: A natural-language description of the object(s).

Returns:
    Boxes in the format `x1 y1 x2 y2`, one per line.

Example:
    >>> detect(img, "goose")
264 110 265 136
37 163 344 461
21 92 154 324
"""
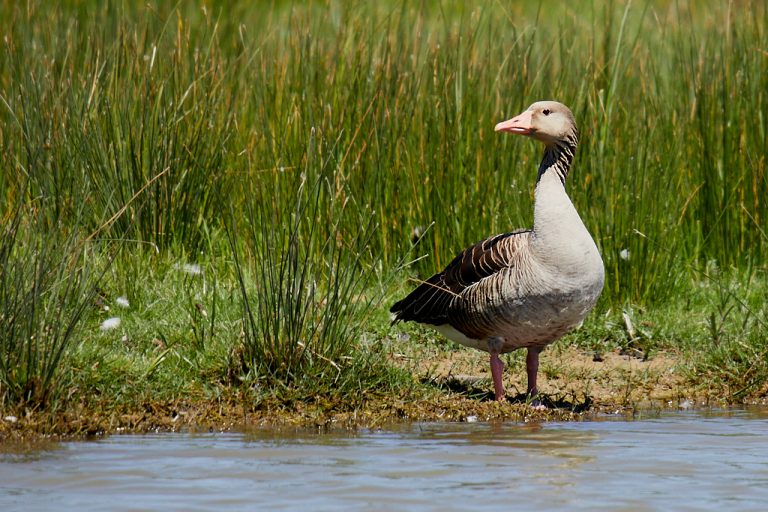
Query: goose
390 101 604 402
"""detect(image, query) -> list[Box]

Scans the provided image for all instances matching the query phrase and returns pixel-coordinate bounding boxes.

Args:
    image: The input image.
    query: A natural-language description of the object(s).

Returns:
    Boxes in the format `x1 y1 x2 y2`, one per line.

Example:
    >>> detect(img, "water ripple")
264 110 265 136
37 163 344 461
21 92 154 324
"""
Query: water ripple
1 408 767 511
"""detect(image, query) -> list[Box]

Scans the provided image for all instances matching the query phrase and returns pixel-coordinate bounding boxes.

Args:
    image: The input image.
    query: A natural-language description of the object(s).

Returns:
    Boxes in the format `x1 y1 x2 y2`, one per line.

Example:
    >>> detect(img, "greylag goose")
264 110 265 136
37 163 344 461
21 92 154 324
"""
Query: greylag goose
390 101 604 402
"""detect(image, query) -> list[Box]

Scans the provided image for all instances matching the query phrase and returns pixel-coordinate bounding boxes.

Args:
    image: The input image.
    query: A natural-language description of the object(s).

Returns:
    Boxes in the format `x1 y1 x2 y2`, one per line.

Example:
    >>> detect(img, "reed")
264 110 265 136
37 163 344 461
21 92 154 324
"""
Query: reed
3 1 765 299
0 192 108 409
227 129 381 388
0 1 235 250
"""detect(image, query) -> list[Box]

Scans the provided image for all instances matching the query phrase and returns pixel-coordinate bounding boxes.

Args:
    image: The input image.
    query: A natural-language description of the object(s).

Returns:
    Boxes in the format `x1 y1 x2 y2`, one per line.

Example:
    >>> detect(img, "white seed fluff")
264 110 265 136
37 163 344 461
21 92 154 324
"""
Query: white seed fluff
100 317 121 331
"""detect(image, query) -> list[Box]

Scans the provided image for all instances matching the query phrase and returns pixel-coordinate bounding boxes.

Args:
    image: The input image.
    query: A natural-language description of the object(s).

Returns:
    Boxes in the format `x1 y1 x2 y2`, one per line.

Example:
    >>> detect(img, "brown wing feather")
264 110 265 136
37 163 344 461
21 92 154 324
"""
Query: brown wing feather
390 229 531 326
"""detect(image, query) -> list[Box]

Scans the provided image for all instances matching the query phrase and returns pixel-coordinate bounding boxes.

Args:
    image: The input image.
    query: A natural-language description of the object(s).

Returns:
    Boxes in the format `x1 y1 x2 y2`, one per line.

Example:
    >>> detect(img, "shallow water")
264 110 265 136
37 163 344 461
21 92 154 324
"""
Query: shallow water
2 408 768 511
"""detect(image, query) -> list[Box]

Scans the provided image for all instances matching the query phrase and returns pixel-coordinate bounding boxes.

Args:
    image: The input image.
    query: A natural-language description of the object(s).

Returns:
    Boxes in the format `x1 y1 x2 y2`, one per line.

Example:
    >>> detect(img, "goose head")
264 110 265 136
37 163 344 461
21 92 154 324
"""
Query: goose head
494 101 577 146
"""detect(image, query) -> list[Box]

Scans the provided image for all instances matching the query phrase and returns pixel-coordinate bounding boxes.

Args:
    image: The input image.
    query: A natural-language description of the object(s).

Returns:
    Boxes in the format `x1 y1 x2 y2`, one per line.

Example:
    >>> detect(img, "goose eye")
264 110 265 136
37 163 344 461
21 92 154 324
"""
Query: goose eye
542 109 551 116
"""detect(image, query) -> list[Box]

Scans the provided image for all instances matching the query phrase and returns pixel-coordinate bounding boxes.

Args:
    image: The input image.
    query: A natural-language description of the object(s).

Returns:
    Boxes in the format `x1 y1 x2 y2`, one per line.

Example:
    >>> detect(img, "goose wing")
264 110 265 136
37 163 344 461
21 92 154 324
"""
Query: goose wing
390 229 531 327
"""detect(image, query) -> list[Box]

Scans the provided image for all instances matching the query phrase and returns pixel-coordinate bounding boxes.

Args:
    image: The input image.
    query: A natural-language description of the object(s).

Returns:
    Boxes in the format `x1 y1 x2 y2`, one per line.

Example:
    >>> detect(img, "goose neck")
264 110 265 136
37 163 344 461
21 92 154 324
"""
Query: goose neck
536 136 577 185
531 137 583 247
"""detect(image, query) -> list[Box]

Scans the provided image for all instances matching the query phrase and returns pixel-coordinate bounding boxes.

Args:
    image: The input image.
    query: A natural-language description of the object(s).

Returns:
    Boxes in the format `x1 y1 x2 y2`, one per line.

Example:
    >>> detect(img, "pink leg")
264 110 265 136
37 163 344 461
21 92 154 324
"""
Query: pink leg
490 352 505 401
526 347 542 397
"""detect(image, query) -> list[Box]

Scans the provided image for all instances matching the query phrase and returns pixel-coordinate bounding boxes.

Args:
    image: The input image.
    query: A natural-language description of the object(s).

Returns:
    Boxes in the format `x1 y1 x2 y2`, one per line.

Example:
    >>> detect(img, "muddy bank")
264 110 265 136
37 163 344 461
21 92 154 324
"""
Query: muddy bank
0 347 734 442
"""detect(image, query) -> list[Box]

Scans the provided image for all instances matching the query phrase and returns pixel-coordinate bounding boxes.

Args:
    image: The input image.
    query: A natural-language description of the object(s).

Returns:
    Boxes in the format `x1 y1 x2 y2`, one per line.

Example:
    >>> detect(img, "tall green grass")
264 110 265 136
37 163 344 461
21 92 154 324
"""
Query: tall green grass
0 191 109 409
227 129 382 390
218 0 766 305
1 1 235 250
3 1 765 299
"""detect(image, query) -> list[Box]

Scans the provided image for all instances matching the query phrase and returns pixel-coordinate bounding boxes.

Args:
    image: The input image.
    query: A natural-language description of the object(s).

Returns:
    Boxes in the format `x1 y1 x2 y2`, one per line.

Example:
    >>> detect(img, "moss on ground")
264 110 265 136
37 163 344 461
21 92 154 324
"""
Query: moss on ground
4 345 761 443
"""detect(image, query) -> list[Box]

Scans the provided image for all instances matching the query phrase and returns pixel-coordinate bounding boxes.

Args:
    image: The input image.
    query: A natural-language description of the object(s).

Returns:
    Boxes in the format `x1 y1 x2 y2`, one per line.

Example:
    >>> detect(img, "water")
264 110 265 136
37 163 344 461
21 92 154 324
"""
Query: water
2 408 767 511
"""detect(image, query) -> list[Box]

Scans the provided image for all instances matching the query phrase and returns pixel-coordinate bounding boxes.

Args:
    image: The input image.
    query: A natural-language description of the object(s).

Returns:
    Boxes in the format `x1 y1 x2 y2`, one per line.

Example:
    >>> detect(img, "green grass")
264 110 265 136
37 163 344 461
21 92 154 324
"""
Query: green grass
0 188 112 409
1 0 766 422
227 134 384 388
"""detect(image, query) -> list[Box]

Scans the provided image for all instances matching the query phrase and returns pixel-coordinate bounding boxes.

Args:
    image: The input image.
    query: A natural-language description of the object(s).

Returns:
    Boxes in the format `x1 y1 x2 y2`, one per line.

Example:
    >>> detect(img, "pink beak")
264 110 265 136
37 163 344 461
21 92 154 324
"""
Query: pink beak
494 108 534 135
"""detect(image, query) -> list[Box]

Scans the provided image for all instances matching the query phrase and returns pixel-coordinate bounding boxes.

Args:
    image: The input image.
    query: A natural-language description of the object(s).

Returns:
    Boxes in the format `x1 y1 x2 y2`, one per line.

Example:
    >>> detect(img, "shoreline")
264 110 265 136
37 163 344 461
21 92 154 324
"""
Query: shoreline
1 347 756 443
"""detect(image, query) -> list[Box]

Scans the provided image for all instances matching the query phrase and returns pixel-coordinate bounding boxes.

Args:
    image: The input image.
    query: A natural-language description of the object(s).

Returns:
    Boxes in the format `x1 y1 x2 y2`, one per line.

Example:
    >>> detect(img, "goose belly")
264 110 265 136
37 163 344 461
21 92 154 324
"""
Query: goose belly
439 278 603 353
